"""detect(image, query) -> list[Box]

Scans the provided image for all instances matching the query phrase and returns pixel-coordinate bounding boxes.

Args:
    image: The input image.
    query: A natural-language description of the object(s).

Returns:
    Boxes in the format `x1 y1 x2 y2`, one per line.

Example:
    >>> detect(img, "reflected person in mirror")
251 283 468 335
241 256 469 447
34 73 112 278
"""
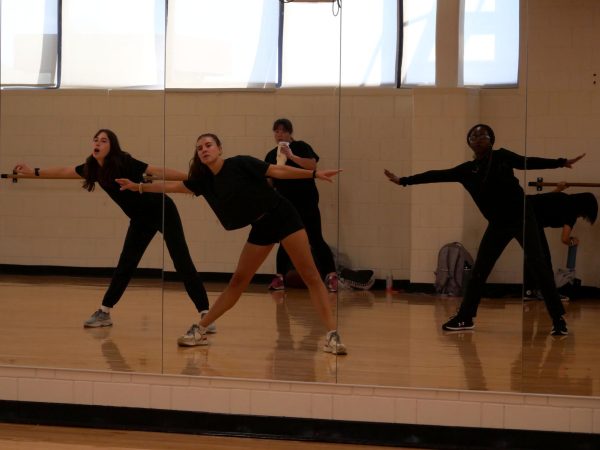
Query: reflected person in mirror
12 129 213 336
524 184 598 300
117 133 347 355
264 118 338 293
384 123 585 336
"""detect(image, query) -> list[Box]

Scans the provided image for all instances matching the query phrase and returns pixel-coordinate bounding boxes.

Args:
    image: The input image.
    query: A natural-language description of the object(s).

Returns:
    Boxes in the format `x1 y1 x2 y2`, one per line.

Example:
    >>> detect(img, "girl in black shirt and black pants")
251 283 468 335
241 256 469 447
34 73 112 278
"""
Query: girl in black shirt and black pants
13 129 213 335
385 124 585 336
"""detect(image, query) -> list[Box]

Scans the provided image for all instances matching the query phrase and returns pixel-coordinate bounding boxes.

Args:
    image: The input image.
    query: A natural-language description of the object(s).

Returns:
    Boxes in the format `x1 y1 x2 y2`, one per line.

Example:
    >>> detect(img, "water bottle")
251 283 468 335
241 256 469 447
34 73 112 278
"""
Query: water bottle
385 271 393 292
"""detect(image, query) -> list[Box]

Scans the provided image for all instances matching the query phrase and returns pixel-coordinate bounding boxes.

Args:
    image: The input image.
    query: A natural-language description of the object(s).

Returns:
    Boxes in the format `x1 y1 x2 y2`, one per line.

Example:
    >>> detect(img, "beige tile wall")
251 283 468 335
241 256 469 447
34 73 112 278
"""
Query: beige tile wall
1 83 598 287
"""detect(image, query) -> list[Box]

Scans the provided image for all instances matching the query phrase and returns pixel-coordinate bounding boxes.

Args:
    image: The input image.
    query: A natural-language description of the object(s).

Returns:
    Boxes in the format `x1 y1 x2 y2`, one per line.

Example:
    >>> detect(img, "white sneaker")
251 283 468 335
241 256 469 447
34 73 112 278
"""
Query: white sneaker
323 330 347 355
200 310 217 334
177 324 208 347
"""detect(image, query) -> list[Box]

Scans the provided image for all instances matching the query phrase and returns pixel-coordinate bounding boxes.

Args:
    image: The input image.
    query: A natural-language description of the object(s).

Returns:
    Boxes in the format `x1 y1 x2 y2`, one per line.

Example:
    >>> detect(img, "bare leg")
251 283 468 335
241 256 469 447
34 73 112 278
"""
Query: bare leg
198 242 273 328
280 229 336 331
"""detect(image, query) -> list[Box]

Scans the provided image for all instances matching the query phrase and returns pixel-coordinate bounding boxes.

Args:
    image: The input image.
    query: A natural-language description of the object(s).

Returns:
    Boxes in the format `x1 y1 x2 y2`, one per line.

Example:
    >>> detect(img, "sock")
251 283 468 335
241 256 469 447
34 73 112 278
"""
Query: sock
101 305 111 314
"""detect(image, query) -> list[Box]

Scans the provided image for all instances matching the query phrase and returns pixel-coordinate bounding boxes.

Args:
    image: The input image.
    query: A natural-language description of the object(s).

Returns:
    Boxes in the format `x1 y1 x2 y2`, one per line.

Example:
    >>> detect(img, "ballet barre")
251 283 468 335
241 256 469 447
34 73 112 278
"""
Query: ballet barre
1 173 162 182
528 178 600 191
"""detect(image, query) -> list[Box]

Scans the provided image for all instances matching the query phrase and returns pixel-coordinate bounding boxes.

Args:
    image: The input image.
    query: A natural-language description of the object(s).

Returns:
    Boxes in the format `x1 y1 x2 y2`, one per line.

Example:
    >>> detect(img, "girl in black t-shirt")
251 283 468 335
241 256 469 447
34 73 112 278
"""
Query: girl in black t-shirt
384 123 585 337
524 189 598 298
13 129 212 335
117 133 347 355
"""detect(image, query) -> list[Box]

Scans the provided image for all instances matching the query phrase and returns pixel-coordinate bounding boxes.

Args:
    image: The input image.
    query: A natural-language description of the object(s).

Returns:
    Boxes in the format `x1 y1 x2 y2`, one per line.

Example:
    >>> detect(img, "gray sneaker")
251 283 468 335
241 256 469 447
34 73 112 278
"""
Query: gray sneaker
200 310 217 334
323 330 347 355
84 309 112 328
177 324 208 347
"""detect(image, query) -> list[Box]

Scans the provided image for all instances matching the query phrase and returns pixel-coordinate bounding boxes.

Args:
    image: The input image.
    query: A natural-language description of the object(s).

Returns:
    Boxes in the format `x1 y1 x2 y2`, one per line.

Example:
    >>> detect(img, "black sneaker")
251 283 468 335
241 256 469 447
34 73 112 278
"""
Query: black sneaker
442 314 474 331
551 316 568 336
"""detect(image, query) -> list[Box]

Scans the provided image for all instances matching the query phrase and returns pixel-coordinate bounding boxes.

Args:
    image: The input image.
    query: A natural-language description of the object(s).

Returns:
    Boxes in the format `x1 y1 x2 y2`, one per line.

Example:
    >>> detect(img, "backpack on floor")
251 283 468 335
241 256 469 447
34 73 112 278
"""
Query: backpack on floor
434 242 474 296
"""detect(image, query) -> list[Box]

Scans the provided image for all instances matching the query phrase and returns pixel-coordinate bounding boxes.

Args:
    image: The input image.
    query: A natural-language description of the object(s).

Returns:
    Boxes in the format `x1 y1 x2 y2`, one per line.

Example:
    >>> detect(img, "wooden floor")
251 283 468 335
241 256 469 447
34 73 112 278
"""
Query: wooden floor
0 274 599 396
0 423 419 450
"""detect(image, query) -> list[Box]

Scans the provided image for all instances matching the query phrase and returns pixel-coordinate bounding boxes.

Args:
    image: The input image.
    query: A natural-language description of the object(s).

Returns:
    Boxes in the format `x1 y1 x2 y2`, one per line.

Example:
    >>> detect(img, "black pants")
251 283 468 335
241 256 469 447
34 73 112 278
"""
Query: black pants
275 204 336 278
523 222 552 294
458 204 565 321
102 199 209 312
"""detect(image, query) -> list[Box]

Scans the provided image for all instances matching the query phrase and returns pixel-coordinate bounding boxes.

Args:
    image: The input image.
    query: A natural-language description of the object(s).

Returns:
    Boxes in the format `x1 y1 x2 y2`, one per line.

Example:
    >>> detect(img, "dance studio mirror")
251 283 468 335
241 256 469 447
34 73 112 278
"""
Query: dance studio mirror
2 0 599 399
0 0 167 373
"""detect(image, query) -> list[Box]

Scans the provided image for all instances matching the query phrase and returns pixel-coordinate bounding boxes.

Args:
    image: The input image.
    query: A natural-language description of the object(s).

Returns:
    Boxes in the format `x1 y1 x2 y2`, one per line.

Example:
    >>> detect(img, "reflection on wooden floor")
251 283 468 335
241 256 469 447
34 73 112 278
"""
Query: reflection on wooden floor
1 275 599 396
0 423 412 450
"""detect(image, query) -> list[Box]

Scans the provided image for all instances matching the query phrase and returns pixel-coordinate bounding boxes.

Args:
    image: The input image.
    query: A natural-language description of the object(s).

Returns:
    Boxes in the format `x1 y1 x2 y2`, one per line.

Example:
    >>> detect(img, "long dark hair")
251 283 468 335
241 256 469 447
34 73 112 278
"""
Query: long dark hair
82 129 130 191
570 192 598 224
188 133 222 179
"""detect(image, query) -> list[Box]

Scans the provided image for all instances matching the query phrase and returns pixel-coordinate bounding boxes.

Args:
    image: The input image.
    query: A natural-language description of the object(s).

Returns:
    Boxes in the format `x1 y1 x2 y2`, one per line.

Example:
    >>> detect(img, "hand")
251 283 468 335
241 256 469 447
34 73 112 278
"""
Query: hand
116 178 137 191
384 169 405 185
384 169 398 184
12 163 33 175
553 181 568 192
315 169 342 183
564 153 585 168
279 144 294 158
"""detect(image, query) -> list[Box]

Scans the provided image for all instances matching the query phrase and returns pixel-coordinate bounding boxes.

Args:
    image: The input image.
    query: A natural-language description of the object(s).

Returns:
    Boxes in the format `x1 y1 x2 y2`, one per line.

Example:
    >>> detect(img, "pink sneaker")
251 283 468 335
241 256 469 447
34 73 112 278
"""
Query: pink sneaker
268 274 285 291
325 273 338 292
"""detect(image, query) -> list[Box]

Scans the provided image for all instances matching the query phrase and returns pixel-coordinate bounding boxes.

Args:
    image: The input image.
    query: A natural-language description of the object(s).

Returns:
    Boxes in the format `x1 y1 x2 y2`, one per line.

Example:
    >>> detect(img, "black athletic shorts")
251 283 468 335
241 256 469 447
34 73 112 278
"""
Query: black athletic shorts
247 198 304 246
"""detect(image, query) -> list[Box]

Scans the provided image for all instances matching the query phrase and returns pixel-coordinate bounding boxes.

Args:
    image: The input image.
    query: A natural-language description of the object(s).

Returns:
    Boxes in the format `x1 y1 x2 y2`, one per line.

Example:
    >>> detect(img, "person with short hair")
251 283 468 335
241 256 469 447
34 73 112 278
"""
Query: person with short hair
524 187 598 299
264 118 338 292
384 123 585 336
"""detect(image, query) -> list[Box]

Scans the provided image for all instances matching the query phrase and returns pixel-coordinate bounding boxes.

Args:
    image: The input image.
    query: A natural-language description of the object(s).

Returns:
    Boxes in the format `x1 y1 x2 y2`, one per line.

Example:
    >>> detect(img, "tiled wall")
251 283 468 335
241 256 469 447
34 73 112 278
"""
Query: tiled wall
1 364 599 434
0 87 532 284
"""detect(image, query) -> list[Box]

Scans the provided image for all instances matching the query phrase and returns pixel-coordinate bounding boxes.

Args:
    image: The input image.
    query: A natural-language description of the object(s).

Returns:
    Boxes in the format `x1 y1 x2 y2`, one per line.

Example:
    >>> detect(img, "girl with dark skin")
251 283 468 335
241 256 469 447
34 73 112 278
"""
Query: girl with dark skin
117 133 347 355
384 124 585 336
13 129 213 334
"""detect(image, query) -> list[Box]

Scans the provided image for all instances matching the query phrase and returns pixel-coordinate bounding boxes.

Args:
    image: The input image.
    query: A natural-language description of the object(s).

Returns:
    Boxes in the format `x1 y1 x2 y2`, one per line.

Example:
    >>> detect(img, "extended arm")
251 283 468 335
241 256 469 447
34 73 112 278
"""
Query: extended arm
266 164 340 183
12 163 80 179
116 178 192 194
384 166 462 186
145 164 188 181
503 149 585 170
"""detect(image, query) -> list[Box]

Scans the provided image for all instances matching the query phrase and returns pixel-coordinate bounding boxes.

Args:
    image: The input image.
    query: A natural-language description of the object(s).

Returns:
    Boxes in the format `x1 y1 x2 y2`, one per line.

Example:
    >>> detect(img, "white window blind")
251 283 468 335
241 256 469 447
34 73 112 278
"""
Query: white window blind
462 0 519 86
401 0 437 86
283 0 398 87
61 0 165 88
166 0 278 88
1 0 58 87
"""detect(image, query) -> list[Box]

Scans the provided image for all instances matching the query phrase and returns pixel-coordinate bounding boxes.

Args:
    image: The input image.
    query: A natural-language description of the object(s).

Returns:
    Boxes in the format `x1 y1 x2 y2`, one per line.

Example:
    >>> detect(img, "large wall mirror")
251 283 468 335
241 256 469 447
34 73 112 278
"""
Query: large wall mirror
1 0 599 399
0 0 167 372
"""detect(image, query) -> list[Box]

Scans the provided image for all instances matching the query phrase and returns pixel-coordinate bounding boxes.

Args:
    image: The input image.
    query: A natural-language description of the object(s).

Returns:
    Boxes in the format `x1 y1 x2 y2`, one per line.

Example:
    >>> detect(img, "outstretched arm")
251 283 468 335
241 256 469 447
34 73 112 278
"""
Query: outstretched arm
12 163 80 179
116 178 192 194
266 164 340 183
145 164 188 181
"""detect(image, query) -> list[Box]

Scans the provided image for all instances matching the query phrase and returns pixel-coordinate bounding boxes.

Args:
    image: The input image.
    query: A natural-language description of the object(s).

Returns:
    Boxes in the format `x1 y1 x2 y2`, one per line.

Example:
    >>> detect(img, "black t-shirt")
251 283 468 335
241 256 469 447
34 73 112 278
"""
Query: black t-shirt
264 140 320 206
403 148 566 224
183 155 281 230
528 192 577 229
75 156 164 221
